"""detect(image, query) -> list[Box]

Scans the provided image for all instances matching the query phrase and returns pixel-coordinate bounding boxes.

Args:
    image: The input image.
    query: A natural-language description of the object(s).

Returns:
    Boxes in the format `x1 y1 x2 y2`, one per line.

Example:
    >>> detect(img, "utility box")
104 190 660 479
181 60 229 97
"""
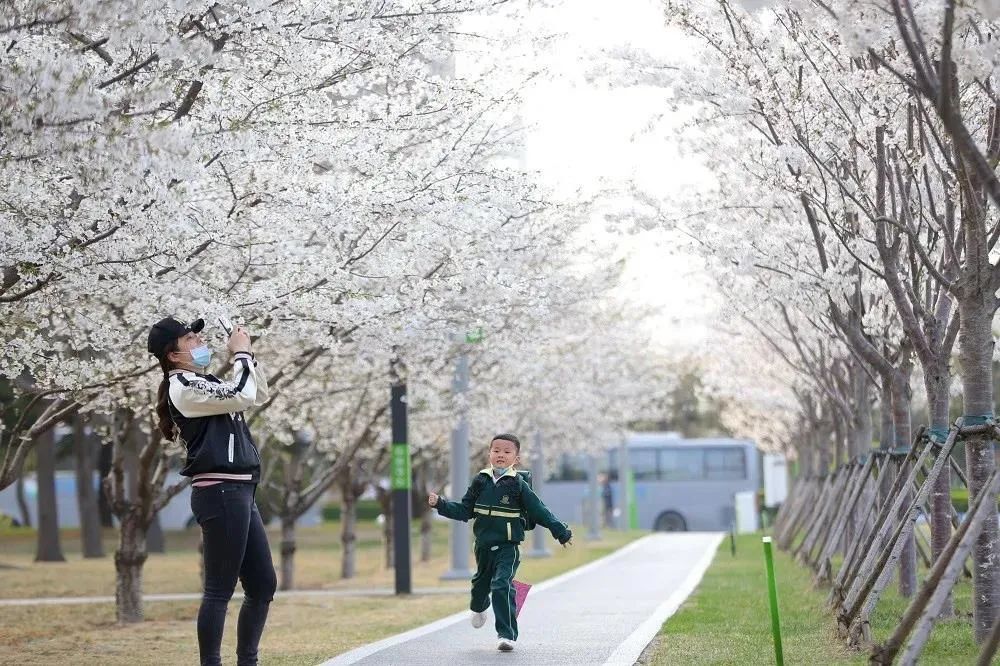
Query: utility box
734 491 758 533
762 453 789 508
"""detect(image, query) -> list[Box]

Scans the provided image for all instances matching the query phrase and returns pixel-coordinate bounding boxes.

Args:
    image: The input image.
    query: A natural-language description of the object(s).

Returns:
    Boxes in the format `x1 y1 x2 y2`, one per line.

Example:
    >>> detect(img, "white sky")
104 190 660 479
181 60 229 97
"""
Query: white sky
516 0 716 352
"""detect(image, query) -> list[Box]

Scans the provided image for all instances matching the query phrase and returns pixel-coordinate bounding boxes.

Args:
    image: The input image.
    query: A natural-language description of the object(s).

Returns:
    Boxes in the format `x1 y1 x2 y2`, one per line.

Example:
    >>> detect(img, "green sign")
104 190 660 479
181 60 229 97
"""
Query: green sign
627 469 639 530
465 328 484 344
390 443 411 490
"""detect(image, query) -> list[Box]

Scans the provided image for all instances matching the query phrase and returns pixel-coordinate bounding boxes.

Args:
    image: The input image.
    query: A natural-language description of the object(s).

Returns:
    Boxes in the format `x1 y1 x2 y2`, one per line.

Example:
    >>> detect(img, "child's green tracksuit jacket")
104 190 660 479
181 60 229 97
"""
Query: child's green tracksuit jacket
435 467 572 641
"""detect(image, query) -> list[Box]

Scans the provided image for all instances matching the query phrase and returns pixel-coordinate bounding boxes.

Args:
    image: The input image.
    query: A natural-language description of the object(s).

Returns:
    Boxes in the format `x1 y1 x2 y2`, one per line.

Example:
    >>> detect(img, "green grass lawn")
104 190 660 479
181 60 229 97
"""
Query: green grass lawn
0 519 645 664
645 532 993 666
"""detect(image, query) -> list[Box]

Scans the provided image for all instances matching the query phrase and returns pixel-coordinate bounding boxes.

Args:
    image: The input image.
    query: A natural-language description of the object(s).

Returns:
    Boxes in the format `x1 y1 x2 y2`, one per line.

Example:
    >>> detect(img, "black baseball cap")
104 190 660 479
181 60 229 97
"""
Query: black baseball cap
147 317 205 359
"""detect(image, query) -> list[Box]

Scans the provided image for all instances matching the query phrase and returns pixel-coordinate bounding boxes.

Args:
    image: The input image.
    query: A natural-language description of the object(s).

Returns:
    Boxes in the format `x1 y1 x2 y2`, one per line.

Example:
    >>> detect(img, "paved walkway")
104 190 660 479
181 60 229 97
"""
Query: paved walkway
321 532 724 666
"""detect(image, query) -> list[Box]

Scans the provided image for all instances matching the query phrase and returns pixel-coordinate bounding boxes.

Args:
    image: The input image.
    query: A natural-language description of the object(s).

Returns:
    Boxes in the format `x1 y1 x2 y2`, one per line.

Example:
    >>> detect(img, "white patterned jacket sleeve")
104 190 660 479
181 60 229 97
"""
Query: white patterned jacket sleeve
168 352 267 418
250 355 270 405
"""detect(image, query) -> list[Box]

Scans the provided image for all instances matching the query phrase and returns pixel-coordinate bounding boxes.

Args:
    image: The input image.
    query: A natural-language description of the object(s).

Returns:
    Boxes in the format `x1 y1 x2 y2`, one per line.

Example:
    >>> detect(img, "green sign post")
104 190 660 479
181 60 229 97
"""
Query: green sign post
762 536 784 665
390 376 411 595
627 469 639 530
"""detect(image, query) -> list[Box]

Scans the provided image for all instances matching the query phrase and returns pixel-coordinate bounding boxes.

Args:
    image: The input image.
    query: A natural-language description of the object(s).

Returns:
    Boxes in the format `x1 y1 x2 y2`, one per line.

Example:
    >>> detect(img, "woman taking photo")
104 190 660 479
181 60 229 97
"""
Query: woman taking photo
147 316 275 666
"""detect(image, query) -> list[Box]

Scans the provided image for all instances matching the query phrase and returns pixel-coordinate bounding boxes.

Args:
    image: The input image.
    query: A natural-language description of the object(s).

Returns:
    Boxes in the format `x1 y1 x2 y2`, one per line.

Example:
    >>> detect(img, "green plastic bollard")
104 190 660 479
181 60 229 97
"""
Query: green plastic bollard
762 536 784 666
626 469 639 530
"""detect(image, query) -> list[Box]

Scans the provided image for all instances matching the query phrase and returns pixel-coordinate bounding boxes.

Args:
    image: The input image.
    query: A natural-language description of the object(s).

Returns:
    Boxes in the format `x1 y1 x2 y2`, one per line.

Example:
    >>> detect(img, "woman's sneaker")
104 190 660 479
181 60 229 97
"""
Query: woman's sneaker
497 637 515 652
471 611 487 628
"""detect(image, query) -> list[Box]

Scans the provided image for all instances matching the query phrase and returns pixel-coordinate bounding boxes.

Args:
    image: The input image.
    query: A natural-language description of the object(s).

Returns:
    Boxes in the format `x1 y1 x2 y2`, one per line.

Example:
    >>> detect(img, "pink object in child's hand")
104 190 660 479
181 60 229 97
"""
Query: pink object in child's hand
513 580 532 617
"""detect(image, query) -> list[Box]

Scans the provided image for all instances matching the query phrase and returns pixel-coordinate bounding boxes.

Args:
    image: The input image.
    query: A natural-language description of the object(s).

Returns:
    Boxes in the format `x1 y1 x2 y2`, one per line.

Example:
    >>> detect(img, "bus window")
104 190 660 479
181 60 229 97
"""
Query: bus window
552 453 589 481
705 447 747 480
660 448 703 481
630 448 659 481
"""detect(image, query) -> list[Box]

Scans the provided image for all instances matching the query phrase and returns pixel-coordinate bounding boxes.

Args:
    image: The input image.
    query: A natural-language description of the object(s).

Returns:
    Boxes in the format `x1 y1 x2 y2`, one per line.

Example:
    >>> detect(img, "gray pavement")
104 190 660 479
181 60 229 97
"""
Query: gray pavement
321 532 724 666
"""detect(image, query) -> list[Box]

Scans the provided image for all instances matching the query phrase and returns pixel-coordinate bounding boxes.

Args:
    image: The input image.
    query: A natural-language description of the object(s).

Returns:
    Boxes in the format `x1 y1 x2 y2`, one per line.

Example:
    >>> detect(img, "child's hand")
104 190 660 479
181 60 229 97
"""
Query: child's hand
428 492 439 507
562 538 573 548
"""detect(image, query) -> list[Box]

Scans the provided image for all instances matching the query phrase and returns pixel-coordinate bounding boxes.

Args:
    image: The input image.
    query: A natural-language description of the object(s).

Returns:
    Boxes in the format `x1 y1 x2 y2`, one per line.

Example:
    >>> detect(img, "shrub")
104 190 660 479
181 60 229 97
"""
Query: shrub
322 499 383 522
950 488 1000 514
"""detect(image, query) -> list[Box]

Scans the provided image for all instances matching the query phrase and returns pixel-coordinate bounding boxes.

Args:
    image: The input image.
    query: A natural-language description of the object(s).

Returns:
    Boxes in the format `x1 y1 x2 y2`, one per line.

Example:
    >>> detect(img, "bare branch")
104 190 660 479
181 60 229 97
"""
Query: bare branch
98 53 159 89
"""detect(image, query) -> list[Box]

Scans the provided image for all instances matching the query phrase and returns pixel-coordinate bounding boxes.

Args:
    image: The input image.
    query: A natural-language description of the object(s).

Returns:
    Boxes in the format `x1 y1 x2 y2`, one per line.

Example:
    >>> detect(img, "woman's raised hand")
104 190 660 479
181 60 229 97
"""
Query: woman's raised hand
227 326 252 354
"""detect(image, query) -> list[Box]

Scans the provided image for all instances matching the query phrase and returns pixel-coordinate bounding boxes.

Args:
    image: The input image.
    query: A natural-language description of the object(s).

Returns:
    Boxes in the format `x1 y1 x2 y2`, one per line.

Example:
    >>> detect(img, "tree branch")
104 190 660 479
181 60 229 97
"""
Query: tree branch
97 53 159 89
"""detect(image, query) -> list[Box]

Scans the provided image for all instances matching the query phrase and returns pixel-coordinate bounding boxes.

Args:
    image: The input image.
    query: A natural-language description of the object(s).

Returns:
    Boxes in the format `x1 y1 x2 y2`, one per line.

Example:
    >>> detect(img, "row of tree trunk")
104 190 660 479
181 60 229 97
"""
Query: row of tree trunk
30 413 165 564
23 408 446 624
776 422 1000 664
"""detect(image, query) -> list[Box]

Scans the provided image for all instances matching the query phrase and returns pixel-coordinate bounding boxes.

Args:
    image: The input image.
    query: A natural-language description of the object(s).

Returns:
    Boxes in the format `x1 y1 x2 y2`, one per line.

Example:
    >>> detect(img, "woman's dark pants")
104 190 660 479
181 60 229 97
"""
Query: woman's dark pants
191 482 276 666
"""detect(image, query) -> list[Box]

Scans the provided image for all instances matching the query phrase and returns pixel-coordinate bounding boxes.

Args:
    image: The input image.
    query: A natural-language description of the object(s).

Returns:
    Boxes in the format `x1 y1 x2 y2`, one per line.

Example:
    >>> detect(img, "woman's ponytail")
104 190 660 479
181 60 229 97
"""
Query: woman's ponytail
156 341 178 440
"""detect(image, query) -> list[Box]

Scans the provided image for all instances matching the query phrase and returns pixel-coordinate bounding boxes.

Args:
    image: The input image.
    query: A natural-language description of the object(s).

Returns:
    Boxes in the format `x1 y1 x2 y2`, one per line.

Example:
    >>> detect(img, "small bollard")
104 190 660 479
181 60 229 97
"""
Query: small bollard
762 536 784 666
730 522 736 557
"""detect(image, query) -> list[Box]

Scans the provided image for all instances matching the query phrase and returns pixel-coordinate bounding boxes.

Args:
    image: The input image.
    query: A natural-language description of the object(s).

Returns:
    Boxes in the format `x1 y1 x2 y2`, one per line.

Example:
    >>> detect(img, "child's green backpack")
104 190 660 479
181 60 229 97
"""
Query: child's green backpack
516 470 536 531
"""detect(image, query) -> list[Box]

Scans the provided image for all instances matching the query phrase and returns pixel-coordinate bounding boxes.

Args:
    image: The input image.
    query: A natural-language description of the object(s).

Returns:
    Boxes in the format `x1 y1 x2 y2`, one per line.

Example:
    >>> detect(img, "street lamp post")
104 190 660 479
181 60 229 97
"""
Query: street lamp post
527 430 551 558
441 350 473 580
440 329 482 579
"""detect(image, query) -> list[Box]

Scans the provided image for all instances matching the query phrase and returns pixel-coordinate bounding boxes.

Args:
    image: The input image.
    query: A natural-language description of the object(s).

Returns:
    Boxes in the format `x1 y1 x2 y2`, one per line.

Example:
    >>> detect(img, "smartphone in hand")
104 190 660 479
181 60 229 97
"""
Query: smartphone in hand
218 317 234 336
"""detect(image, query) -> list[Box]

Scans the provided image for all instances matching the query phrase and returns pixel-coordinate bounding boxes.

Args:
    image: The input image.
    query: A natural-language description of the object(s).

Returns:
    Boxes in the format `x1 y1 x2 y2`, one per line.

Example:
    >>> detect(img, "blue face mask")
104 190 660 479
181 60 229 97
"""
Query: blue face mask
188 345 212 369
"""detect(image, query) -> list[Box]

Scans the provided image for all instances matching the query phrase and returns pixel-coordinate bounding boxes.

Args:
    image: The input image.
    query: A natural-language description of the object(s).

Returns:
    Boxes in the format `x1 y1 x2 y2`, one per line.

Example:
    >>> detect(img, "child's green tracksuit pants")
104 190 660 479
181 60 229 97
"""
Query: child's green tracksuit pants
470 542 521 640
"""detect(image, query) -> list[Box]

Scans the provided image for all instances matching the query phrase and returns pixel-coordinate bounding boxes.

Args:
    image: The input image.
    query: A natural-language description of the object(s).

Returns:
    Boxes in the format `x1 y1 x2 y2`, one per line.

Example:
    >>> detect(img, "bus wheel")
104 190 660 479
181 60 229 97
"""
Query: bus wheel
654 511 687 532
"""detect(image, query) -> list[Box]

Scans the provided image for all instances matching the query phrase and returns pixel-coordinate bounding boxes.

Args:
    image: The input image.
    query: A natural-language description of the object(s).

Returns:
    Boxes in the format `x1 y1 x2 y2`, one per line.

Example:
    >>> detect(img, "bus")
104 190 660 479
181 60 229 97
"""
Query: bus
540 432 761 532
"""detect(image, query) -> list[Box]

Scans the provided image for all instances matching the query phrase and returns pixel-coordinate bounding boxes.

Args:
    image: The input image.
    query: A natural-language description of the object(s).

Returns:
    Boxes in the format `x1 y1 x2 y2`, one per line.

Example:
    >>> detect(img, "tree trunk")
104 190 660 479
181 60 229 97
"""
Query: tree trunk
878 380 895 513
74 415 104 558
34 427 65 562
15 472 31 527
109 412 158 624
959 300 1000 643
925 360 954 616
879 380 894 451
411 468 433 564
833 413 846 469
842 369 872 554
817 423 832 477
97 440 114 528
280 516 296 591
146 514 165 554
853 369 873 458
891 362 917 598
124 433 139 502
115 512 147 623
799 442 813 480
341 492 358 579
891 363 913 451
420 500 433 563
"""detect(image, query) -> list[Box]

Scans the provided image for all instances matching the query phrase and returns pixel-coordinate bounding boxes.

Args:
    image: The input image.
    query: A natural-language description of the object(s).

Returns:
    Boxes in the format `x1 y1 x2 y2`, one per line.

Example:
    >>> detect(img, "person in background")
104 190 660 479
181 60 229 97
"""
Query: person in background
600 473 614 528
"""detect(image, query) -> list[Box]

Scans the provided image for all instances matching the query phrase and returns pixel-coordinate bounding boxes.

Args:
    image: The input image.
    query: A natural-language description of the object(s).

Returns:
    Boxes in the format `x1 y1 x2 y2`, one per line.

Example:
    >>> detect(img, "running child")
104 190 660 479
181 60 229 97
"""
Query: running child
428 433 573 652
